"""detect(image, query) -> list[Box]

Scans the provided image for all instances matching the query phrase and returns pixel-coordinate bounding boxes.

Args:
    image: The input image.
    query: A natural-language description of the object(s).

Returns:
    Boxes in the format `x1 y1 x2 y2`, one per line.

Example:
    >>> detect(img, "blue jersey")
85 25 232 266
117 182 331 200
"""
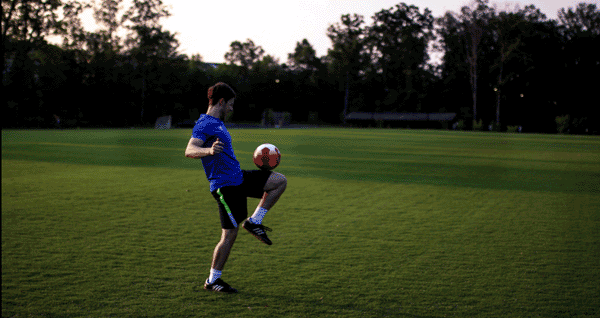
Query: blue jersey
192 114 243 192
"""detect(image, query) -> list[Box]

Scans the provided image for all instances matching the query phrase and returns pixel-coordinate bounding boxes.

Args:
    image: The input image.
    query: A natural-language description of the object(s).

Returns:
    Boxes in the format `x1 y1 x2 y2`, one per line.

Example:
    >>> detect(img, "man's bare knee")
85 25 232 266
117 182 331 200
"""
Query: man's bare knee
265 172 287 192
275 174 287 190
221 227 238 244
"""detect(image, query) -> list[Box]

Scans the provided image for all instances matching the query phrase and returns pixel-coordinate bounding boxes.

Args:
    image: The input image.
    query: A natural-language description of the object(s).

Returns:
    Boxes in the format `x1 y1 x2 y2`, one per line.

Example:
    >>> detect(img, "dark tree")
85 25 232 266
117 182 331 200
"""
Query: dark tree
327 14 367 122
367 3 434 112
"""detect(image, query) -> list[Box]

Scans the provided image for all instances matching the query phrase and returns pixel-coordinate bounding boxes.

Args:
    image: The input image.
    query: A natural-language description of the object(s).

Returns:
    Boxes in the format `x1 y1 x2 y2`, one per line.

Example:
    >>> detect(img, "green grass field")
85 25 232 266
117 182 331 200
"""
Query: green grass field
2 128 599 317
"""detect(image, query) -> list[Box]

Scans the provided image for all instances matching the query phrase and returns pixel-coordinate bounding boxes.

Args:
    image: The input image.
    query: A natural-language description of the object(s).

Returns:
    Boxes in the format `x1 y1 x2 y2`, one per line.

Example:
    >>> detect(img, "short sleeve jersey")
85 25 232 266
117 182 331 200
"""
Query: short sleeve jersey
192 114 243 192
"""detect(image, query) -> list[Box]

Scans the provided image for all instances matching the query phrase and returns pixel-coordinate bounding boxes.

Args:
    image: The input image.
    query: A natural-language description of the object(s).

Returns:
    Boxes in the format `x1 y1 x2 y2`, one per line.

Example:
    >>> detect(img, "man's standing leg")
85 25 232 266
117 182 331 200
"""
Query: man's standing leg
204 228 239 293
212 228 238 271
205 186 246 293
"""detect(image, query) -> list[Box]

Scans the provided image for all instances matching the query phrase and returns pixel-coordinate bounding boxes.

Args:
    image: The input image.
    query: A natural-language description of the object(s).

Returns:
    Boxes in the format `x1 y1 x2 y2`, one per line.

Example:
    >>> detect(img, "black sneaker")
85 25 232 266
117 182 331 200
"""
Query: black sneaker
204 278 238 293
242 220 273 245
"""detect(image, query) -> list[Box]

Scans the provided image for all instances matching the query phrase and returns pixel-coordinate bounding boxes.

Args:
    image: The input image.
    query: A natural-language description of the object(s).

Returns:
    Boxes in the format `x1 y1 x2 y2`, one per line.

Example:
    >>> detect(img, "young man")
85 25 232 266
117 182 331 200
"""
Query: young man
185 82 287 293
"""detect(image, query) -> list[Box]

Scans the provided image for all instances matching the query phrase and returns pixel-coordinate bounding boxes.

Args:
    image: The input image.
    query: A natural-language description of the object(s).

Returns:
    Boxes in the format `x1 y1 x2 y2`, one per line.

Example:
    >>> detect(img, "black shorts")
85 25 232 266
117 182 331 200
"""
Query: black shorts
211 170 273 229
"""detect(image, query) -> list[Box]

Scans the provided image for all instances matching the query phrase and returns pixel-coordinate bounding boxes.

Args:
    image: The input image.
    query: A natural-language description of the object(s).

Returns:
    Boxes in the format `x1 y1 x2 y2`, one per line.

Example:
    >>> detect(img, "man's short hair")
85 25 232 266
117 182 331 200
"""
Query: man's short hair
208 82 236 106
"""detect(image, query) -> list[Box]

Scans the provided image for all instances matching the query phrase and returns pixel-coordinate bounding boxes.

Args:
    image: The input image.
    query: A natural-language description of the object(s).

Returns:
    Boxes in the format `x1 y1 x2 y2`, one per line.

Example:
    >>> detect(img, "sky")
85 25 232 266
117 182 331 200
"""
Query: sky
78 0 591 63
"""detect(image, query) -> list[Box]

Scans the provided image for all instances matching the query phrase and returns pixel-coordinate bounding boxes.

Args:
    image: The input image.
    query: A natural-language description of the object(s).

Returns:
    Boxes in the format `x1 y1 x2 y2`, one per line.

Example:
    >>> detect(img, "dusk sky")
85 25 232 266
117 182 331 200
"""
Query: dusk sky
74 0 588 63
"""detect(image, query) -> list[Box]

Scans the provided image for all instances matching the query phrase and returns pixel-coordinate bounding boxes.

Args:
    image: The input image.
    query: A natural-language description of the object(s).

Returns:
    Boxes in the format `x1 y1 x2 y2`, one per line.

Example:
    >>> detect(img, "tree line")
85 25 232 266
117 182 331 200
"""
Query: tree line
2 0 599 133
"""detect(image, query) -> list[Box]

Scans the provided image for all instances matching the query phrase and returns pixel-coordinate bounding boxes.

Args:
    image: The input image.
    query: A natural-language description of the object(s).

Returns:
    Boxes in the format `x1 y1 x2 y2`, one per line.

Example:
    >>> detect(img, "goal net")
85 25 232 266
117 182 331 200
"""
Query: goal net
155 115 172 129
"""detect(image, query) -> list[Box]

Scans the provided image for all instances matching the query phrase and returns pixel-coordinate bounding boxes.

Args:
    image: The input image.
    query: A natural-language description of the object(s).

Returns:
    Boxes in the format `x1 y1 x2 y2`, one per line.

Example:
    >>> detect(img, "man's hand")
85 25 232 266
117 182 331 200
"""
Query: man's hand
210 138 224 155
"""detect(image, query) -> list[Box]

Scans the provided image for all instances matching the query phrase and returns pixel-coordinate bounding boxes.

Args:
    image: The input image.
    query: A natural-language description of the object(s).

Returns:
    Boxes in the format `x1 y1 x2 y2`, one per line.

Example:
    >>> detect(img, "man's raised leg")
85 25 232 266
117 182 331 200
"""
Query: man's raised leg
249 172 287 224
259 172 288 210
244 172 287 245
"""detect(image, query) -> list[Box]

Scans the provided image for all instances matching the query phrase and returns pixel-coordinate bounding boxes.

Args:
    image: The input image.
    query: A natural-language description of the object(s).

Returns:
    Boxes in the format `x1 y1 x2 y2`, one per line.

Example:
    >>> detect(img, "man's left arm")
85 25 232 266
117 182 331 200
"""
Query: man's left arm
185 137 224 159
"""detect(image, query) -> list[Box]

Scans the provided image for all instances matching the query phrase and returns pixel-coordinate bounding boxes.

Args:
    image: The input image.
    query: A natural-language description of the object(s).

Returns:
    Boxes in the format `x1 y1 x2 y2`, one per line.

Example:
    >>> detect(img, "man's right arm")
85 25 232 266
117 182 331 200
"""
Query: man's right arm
185 137 223 159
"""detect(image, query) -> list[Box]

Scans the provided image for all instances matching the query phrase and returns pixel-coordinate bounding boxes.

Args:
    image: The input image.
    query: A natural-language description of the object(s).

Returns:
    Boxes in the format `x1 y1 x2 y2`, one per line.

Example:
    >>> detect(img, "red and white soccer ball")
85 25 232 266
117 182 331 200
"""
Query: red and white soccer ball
253 143 281 170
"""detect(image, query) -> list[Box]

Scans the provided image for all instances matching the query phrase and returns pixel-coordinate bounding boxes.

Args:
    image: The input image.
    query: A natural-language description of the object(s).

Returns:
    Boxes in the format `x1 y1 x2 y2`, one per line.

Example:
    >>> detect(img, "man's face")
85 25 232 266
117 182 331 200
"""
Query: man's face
225 98 235 114
221 98 234 120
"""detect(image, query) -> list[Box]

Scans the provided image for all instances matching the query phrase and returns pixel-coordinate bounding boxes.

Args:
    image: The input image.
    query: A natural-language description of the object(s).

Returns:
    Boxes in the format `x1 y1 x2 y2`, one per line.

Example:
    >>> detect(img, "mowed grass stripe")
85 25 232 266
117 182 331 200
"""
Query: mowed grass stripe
9 142 600 171
4 140 599 173
9 139 597 162
4 130 600 175
6 141 184 151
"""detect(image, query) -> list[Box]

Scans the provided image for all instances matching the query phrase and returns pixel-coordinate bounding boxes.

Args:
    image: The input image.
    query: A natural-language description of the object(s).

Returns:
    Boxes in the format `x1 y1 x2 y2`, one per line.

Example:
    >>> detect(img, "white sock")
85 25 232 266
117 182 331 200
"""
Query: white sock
208 268 221 284
249 207 268 224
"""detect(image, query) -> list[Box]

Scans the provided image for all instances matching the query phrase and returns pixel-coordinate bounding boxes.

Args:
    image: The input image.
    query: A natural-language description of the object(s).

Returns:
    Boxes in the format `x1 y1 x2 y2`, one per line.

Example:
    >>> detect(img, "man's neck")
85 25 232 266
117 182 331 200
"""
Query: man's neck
206 107 224 121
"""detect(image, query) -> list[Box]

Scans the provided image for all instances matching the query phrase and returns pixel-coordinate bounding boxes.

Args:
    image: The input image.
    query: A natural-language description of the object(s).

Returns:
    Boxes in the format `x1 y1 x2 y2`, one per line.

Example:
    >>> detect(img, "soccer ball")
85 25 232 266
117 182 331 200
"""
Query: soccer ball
253 143 281 170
